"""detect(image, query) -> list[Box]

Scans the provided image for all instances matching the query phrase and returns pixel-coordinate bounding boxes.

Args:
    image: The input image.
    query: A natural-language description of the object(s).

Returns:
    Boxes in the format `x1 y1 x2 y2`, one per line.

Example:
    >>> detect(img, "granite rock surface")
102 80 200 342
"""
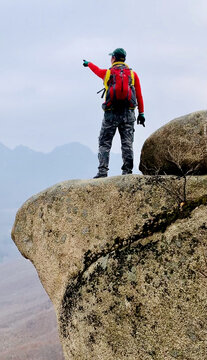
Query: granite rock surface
139 110 207 175
12 175 207 360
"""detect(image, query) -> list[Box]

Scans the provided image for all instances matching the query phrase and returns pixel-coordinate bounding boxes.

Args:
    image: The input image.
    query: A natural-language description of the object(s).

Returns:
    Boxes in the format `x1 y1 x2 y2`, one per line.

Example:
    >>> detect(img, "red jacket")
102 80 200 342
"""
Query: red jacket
88 62 144 113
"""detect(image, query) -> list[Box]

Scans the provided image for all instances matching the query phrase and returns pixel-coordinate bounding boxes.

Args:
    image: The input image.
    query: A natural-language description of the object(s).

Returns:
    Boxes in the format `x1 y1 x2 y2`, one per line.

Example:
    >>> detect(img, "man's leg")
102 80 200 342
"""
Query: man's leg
94 112 117 178
118 111 135 175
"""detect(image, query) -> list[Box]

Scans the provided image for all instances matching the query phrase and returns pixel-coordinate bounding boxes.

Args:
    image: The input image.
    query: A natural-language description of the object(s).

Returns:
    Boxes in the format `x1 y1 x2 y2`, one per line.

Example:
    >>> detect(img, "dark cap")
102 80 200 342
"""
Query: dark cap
109 48 127 60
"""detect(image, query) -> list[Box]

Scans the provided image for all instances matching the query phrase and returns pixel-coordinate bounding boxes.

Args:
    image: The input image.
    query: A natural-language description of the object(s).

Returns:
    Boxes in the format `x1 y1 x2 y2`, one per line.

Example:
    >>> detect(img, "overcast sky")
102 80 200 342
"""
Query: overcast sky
0 0 206 163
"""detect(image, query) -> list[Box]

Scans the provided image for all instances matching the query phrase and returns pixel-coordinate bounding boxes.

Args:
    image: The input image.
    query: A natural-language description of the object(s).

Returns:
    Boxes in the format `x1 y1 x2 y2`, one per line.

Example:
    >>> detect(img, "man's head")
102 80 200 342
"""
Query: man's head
109 48 127 63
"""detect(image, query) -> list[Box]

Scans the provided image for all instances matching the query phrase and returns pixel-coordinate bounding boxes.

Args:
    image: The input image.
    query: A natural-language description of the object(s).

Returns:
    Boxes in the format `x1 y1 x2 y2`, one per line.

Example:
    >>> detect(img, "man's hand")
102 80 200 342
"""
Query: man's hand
137 113 145 127
83 60 89 67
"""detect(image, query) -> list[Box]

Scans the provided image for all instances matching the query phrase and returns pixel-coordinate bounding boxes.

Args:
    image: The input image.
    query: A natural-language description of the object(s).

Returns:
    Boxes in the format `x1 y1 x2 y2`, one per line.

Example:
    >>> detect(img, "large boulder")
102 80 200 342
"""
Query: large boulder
139 110 207 175
12 175 207 360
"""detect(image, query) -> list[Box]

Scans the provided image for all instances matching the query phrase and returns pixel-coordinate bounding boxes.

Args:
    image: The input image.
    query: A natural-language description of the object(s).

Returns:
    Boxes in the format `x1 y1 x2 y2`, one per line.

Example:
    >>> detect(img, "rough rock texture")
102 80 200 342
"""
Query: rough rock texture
12 175 207 360
139 110 207 175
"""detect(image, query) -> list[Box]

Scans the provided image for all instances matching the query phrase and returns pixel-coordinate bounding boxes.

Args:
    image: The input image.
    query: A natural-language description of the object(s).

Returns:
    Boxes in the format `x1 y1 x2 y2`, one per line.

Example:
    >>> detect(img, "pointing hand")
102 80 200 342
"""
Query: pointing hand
83 60 89 67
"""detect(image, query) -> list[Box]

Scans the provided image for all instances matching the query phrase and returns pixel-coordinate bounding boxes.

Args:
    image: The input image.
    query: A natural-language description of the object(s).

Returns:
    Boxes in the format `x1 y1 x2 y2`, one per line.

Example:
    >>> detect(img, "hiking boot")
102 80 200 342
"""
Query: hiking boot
93 173 107 179
122 171 132 175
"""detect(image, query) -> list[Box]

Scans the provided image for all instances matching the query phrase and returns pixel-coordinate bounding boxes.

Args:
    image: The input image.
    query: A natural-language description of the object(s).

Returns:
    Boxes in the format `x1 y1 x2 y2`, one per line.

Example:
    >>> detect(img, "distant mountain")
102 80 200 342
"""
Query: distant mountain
0 142 122 260
0 142 122 209
0 260 64 360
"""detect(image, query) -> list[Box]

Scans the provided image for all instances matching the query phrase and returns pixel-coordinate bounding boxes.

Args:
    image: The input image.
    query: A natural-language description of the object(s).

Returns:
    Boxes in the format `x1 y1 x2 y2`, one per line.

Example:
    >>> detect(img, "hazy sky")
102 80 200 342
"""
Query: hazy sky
0 0 206 162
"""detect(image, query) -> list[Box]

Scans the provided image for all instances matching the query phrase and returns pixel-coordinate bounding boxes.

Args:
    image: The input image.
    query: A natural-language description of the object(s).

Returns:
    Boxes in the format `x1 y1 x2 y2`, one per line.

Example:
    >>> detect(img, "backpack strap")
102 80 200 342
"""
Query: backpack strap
130 70 135 86
103 69 111 95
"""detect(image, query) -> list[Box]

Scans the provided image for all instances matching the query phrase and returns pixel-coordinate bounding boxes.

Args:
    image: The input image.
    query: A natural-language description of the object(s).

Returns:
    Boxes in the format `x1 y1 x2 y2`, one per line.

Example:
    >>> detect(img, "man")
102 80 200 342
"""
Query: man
83 48 145 178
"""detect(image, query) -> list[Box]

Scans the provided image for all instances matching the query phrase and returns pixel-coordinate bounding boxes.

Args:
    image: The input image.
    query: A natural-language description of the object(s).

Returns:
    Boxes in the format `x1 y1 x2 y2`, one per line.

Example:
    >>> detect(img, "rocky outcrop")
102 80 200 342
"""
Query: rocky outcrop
12 175 207 360
139 110 207 175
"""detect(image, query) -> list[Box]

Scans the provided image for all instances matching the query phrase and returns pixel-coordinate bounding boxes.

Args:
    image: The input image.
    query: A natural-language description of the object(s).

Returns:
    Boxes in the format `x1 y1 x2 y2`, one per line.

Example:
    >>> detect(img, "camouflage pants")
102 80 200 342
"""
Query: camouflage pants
98 109 136 174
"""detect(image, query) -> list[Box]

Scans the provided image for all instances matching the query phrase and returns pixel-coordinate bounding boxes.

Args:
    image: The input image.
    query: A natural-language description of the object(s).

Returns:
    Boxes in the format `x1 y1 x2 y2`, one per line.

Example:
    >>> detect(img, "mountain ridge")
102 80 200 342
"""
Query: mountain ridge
0 141 122 261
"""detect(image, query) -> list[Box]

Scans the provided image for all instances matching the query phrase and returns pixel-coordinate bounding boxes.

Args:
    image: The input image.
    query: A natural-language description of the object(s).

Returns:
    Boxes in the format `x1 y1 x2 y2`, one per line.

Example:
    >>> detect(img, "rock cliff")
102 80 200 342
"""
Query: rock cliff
12 175 207 360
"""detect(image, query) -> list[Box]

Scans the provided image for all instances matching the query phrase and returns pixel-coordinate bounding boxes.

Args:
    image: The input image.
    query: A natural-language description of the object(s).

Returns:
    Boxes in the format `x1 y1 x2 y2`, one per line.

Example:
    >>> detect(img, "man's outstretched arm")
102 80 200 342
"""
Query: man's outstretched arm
83 60 107 80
